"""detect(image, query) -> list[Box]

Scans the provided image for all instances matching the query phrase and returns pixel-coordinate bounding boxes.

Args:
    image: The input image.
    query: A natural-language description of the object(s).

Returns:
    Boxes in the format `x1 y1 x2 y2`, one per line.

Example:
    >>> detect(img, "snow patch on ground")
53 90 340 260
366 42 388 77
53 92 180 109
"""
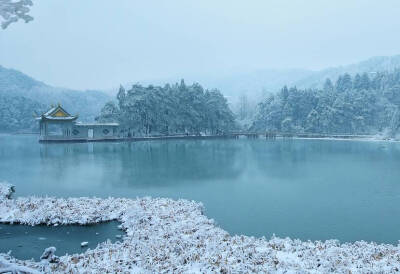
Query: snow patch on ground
1 183 400 273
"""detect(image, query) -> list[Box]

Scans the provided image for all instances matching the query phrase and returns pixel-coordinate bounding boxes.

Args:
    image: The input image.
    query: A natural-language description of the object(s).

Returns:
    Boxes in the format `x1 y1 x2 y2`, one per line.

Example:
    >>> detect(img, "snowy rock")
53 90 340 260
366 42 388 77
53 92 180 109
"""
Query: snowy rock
40 246 59 263
0 182 14 199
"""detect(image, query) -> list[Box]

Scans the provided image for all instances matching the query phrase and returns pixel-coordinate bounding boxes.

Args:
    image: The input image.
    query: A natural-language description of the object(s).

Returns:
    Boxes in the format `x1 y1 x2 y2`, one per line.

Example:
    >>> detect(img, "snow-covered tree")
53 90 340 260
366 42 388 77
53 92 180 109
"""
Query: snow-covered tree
353 74 362 90
95 101 119 123
0 0 33 29
97 80 236 136
251 69 400 137
360 73 371 90
323 78 334 92
336 73 353 92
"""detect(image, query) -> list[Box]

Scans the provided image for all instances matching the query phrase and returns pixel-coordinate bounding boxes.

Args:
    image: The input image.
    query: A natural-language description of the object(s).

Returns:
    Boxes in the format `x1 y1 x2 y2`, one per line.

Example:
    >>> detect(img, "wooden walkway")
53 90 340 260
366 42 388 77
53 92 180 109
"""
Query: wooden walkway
231 132 277 139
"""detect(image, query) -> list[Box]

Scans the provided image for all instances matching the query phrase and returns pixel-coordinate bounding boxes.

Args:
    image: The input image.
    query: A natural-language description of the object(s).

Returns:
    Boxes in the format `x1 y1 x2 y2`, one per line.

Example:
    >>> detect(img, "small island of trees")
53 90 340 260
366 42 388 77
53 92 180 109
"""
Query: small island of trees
96 80 236 137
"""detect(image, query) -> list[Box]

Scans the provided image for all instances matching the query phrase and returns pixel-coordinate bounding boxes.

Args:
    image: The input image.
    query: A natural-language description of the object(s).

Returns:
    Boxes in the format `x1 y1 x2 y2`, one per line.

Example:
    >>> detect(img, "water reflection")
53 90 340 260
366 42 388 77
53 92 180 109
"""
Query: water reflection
2 135 400 243
38 140 244 189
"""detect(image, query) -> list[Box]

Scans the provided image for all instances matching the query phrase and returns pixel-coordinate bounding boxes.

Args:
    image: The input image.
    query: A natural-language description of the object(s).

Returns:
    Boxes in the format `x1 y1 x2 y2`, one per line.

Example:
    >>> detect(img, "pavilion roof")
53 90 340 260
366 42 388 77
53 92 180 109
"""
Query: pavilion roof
39 104 78 121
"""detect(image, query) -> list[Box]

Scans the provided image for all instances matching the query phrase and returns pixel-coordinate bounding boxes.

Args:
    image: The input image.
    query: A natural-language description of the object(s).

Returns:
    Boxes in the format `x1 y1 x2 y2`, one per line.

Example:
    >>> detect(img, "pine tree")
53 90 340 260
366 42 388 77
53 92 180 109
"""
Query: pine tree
117 85 126 109
280 86 289 101
342 73 353 91
360 73 371 90
336 74 352 92
323 78 334 92
353 74 362 90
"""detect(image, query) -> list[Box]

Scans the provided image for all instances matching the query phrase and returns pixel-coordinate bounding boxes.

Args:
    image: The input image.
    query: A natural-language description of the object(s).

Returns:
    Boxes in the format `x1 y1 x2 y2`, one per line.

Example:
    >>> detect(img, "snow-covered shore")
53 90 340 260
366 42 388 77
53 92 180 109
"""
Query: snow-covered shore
1 182 400 273
293 136 400 143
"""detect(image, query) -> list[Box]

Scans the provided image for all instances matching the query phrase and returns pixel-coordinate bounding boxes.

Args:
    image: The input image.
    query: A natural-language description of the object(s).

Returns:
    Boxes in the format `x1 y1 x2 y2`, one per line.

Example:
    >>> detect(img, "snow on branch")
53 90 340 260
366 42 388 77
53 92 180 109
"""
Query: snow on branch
0 0 33 29
0 256 40 274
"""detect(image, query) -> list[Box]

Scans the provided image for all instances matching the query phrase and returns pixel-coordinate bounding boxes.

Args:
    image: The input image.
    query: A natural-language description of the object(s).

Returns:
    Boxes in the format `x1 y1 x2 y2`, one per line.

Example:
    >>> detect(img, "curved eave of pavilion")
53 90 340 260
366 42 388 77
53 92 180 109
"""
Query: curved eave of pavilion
39 115 79 122
74 123 120 127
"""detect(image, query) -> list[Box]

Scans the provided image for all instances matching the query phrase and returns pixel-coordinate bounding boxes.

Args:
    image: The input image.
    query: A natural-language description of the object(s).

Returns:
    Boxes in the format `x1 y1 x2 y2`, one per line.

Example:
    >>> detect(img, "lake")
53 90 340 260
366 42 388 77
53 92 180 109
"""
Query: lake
1 134 400 245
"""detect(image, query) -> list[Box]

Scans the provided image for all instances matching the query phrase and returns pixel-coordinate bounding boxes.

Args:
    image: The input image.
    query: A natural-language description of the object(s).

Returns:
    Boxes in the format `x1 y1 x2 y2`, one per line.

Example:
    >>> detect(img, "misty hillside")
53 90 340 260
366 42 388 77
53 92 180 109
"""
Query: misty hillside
294 55 400 89
124 69 314 103
199 55 400 101
199 69 314 101
0 65 112 132
128 55 400 103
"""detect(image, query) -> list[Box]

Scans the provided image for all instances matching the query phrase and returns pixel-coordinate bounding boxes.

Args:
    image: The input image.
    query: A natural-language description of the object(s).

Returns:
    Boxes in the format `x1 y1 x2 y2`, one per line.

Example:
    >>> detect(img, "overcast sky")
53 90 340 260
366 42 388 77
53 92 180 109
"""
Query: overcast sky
1 0 400 90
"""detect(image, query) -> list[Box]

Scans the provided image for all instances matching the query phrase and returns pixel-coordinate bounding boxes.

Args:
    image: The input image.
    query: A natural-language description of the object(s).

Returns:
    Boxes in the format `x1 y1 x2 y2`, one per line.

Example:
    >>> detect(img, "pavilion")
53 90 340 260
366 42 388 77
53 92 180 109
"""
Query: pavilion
37 104 119 142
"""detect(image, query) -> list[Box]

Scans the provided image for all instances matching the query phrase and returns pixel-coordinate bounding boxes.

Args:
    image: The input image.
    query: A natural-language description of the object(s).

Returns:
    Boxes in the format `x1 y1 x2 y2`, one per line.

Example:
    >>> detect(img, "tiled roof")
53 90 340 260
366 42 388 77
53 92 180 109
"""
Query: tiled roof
43 107 57 116
39 105 78 121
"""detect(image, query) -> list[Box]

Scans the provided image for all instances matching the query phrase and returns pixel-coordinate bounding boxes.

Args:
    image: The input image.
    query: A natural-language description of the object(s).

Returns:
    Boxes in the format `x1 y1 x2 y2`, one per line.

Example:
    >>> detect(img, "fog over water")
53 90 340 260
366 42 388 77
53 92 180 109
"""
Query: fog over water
1 0 400 90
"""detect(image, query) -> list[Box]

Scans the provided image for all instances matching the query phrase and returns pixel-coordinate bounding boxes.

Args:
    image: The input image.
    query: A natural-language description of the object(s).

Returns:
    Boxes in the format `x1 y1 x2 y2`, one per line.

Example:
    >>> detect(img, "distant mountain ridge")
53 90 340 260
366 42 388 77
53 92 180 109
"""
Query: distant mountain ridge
0 65 112 132
293 55 400 89
121 68 314 102
127 55 400 102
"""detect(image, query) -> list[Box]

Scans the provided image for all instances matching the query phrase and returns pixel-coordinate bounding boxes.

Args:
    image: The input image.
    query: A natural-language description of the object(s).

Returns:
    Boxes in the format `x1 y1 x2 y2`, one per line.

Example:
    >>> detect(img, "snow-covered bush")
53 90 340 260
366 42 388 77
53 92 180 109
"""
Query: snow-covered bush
1 182 400 273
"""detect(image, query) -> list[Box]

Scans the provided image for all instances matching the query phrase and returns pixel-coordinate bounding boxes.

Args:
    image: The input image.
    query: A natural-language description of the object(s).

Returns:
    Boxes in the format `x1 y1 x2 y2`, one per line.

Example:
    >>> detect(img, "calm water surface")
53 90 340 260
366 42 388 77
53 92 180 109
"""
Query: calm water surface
1 134 400 244
0 222 121 260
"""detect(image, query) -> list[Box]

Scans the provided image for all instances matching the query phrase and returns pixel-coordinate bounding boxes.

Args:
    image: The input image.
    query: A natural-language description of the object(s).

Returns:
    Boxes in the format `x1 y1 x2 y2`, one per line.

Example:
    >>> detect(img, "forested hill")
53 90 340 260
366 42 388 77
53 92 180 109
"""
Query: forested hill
251 70 400 137
96 80 236 136
0 65 112 132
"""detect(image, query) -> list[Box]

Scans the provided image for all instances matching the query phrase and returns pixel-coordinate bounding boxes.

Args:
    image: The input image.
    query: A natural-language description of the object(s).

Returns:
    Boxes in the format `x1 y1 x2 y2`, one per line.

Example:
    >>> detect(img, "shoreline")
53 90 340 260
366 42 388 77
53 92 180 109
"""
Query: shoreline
2 132 399 144
292 136 400 143
1 183 400 273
